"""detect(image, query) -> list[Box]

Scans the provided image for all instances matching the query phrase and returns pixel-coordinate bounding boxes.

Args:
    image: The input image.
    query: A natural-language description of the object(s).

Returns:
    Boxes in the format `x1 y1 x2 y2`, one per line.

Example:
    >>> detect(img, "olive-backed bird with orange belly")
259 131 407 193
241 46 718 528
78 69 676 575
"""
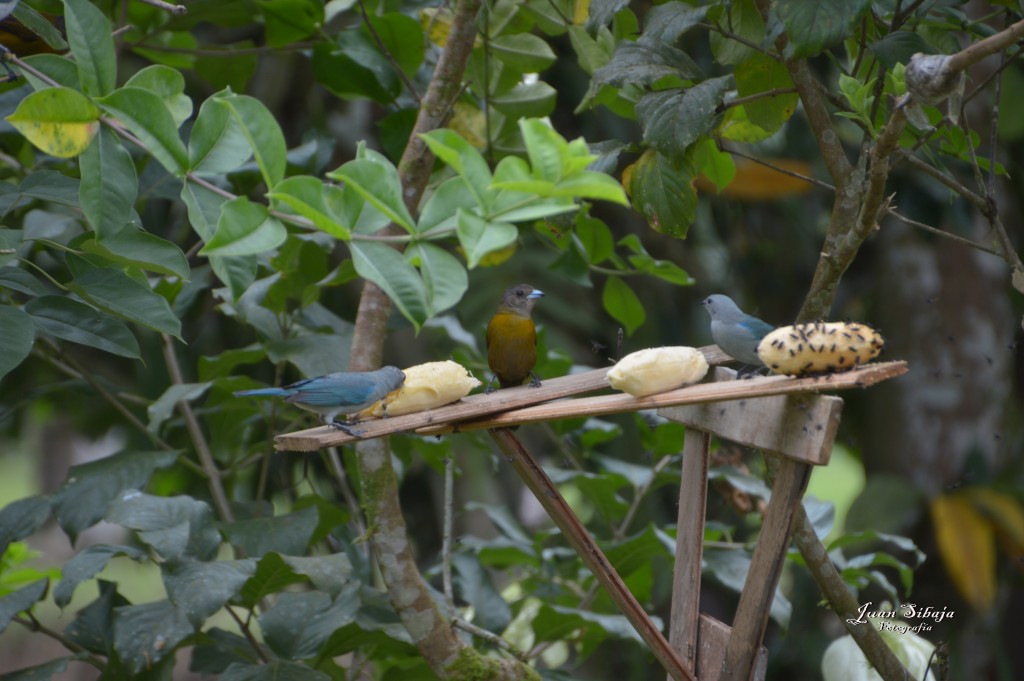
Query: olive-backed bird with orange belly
486 284 544 393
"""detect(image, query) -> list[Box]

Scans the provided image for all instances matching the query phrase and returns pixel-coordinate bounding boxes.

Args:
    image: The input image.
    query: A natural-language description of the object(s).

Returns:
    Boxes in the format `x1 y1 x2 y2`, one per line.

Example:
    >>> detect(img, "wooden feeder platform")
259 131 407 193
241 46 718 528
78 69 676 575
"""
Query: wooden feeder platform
273 347 908 681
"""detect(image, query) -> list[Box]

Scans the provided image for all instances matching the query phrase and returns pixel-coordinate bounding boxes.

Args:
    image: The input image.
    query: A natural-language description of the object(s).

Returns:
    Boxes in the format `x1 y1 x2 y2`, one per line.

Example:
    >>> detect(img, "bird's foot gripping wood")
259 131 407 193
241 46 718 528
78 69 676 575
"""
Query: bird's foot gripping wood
484 375 498 394
528 372 542 388
326 419 364 437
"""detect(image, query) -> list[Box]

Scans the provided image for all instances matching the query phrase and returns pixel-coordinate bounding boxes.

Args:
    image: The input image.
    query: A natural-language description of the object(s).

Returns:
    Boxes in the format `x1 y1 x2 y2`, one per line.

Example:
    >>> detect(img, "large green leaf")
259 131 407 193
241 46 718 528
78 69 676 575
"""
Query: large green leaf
709 0 765 65
406 243 468 315
626 150 697 237
214 93 287 188
490 33 557 72
420 129 492 208
268 176 356 240
311 33 397 104
348 241 427 331
25 296 141 359
734 53 798 133
328 151 416 233
0 580 49 634
602 277 645 336
83 222 190 279
113 601 194 674
50 450 179 544
78 127 137 235
491 81 557 119
188 94 253 174
0 496 52 555
53 545 147 607
259 585 360 660
124 65 193 127
258 0 322 47
455 209 518 269
106 492 221 562
365 12 424 76
148 382 213 434
220 506 319 558
67 268 183 339
775 0 869 59
0 306 34 382
96 87 189 174
63 0 116 96
636 75 733 163
199 196 287 257
164 560 256 625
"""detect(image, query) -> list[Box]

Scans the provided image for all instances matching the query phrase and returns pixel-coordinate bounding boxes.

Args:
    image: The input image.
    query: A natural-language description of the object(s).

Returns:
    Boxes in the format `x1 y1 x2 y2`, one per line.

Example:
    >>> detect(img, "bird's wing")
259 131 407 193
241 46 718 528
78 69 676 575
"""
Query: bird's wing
741 317 775 339
287 373 377 407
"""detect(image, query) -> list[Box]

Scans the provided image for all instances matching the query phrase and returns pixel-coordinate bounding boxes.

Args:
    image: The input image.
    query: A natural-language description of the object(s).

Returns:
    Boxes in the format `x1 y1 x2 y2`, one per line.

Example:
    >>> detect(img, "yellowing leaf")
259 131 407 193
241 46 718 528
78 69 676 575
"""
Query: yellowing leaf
419 8 481 48
448 102 487 150
694 158 814 201
573 0 590 25
965 488 1024 557
931 493 997 611
6 87 100 158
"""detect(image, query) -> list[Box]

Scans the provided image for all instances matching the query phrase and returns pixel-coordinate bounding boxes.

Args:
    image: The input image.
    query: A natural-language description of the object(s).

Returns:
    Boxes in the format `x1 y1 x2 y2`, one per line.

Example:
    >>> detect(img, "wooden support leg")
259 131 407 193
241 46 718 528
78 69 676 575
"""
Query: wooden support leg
718 457 812 681
669 429 711 675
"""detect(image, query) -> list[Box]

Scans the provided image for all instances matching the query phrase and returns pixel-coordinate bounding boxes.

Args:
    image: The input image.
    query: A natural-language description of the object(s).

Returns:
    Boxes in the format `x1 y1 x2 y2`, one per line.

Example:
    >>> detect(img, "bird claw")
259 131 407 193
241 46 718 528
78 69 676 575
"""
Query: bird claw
528 372 542 388
484 375 497 394
328 420 364 437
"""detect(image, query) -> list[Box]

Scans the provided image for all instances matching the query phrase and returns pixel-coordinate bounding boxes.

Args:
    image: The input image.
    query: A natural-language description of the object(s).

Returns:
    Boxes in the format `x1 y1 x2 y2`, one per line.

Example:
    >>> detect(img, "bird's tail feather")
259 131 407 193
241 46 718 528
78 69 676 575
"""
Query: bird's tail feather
234 387 289 397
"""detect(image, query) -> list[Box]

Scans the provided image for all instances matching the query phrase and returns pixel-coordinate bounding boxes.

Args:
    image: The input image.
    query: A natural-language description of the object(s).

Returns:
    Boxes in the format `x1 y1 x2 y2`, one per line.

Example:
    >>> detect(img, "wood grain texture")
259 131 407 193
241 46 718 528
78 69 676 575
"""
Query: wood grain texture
668 430 711 675
696 614 768 681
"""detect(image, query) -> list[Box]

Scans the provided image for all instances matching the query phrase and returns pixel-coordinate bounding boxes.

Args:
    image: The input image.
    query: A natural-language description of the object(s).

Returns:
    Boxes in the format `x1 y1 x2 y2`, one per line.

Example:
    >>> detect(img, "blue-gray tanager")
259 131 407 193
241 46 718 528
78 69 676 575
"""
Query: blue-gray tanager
234 365 406 436
701 294 775 366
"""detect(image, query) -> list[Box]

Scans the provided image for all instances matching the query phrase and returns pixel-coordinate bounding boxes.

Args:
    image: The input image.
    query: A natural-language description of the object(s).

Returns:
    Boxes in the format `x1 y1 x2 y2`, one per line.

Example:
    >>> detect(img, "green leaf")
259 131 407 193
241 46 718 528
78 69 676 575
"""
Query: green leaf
259 586 360 660
50 450 179 544
164 560 256 625
221 661 331 681
775 0 869 59
63 0 116 96
417 176 478 233
869 32 939 70
692 137 736 191
520 119 567 182
311 33 397 104
0 657 69 679
709 0 765 65
220 506 319 558
181 181 258 300
366 13 424 76
237 553 308 608
349 242 427 331
590 37 703 91
124 65 193 127
734 53 798 133
452 553 512 633
215 93 287 188
12 3 68 52
491 81 558 119
268 176 354 240
199 197 287 257
328 153 416 233
574 209 614 265
67 268 183 339
420 128 492 208
490 33 557 73
113 601 194 674
188 94 253 174
0 306 34 382
78 127 137 235
5 87 99 158
96 87 189 174
642 1 709 44
626 150 697 237
83 222 190 279
148 382 213 434
54 544 147 608
0 496 52 556
636 75 733 162
456 209 518 269
0 580 49 634
25 296 141 359
106 492 221 562
406 243 467 315
259 0 322 47
602 277 645 335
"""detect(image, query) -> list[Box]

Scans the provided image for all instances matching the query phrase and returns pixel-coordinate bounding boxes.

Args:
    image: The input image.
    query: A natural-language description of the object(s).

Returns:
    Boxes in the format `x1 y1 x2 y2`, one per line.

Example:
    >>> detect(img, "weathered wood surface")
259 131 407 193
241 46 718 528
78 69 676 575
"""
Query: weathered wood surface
668 430 712 675
274 350 906 452
695 614 768 681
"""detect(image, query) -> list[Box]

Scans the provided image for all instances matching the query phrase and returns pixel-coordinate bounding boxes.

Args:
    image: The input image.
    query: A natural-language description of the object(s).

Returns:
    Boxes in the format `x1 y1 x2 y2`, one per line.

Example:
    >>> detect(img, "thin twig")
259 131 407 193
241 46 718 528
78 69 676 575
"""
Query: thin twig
452 618 530 660
886 209 1003 258
134 0 187 15
226 607 270 663
442 455 456 618
723 145 835 192
326 446 369 553
357 0 421 103
15 614 106 669
717 87 798 113
161 334 234 522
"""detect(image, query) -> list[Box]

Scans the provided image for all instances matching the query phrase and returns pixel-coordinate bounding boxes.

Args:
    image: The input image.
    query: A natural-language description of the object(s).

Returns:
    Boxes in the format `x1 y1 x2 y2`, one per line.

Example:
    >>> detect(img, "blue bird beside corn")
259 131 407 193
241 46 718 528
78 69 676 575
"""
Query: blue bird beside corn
234 365 406 437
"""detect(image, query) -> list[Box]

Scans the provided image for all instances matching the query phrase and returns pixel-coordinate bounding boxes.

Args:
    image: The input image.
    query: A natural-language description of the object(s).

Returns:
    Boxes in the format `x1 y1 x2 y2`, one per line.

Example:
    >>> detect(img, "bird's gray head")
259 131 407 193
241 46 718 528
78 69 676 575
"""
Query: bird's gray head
498 284 544 317
378 365 406 388
701 294 745 321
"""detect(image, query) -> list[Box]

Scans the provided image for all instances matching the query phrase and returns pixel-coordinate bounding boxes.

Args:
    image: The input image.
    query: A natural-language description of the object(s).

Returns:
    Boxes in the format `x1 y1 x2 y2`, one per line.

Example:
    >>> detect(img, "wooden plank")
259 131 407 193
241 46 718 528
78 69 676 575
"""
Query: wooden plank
719 457 811 681
273 345 729 451
274 357 906 453
659 368 844 465
696 614 767 681
668 430 711 676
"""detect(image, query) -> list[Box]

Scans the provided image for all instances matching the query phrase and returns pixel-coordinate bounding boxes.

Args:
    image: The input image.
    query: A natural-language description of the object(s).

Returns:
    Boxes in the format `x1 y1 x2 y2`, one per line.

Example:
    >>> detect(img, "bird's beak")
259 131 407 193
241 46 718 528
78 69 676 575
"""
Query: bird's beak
528 290 545 299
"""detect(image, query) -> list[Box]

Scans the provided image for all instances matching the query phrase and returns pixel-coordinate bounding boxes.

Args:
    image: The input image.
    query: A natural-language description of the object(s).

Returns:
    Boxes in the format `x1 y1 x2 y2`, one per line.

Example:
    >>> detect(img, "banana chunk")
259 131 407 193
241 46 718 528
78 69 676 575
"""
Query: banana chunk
360 361 482 418
607 346 709 397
